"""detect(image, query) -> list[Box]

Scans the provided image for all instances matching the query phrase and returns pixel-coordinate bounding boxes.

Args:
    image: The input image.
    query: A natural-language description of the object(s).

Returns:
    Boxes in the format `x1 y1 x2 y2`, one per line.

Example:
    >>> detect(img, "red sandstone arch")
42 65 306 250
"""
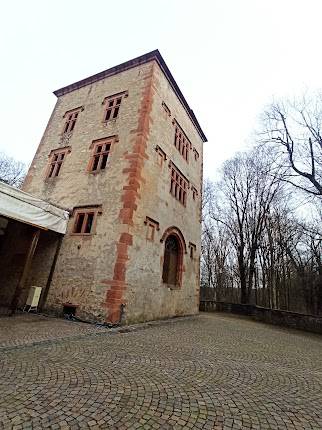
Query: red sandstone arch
160 226 187 287
160 226 187 254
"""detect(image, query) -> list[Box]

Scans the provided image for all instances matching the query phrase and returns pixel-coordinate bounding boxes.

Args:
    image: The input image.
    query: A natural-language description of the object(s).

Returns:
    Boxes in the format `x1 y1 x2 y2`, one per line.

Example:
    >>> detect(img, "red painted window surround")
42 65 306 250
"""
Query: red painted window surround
144 216 160 241
87 136 117 173
191 186 198 201
173 120 191 162
170 164 189 206
155 145 167 167
102 91 128 122
63 106 84 134
46 147 71 179
71 206 102 236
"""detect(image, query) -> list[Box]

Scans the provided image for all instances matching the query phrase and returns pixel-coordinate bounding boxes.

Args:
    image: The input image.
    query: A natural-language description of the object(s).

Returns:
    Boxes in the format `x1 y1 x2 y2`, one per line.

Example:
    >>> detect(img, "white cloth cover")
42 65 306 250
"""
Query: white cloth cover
0 182 69 234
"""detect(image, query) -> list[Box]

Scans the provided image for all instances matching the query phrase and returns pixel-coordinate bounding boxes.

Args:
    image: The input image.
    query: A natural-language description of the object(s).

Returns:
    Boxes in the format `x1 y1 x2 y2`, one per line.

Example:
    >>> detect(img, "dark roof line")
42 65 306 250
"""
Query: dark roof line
53 50 207 142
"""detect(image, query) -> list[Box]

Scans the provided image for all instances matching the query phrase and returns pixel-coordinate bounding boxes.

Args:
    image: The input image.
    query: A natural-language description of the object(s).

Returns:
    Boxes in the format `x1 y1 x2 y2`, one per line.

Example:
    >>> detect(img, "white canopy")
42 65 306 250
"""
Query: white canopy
0 182 69 234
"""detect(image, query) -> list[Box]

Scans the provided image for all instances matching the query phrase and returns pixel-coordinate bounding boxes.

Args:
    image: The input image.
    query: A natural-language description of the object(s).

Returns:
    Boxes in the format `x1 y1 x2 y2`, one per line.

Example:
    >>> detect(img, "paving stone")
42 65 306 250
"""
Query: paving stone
0 313 321 429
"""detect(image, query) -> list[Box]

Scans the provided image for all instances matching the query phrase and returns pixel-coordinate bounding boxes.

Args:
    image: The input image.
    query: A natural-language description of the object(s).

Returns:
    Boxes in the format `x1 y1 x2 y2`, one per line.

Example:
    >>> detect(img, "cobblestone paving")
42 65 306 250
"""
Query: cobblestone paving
0 313 322 429
0 314 110 348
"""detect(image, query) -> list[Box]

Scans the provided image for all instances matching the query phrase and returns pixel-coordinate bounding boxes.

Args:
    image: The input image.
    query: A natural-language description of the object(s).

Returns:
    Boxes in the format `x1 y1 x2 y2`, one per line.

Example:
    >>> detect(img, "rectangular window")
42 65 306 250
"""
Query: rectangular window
174 123 190 162
72 207 101 235
102 91 127 122
63 107 83 134
104 97 121 121
46 148 70 178
90 142 111 172
170 165 188 206
155 145 167 167
144 216 160 241
189 242 196 259
191 186 198 200
88 137 116 172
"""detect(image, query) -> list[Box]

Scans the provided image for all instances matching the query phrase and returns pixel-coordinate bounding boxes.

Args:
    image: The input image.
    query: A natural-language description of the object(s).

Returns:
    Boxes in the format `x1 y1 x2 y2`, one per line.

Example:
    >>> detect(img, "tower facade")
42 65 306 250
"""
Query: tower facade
23 50 207 323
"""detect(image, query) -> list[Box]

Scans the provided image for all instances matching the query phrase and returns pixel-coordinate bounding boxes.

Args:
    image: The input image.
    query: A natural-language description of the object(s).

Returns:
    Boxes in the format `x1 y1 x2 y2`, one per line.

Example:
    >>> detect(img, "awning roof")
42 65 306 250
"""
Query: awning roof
0 182 69 234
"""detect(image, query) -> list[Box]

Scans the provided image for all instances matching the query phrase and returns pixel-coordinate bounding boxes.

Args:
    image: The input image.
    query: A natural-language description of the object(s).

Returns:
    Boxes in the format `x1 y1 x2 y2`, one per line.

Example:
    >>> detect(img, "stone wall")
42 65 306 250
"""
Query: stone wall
123 62 203 323
200 301 322 334
23 63 151 321
22 57 204 323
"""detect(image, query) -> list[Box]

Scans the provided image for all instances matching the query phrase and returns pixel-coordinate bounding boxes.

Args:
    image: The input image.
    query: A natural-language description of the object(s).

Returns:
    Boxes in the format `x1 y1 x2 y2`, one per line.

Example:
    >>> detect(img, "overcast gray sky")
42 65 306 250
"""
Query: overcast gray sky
1 0 322 180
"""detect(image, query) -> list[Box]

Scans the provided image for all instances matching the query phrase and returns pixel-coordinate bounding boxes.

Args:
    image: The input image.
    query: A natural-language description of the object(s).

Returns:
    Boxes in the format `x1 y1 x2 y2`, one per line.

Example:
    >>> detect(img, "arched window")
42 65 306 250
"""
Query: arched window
162 235 180 285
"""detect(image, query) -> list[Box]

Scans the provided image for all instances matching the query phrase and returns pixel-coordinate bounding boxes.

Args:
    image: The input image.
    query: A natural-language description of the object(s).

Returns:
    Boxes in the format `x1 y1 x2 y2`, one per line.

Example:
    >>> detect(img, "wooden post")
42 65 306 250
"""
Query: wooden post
39 234 63 311
10 229 40 315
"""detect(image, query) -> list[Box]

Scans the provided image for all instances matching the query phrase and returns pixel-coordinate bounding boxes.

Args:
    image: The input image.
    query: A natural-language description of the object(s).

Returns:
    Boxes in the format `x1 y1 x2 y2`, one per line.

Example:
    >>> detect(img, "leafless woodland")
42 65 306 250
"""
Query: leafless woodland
201 96 322 315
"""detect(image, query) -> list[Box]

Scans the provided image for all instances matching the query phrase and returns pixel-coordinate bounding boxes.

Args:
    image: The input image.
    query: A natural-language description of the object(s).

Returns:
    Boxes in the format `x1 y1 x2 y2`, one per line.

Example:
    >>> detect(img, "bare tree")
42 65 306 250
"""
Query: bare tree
261 95 322 197
201 173 321 314
0 152 26 187
200 96 322 314
210 148 284 304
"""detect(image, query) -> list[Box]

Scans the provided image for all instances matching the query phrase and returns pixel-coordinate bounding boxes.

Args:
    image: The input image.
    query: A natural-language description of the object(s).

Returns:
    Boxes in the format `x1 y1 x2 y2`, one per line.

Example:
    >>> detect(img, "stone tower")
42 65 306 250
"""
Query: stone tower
23 50 207 323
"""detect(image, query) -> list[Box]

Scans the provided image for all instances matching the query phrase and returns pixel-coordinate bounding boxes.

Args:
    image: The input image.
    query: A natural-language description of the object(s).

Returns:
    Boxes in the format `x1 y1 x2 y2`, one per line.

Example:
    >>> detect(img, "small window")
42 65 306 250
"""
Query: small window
174 122 190 162
193 148 199 161
155 145 167 167
105 97 121 121
63 107 83 134
191 186 198 201
72 207 101 235
144 216 160 241
89 140 112 172
46 148 70 179
189 242 196 259
147 224 155 241
170 165 188 206
102 92 127 122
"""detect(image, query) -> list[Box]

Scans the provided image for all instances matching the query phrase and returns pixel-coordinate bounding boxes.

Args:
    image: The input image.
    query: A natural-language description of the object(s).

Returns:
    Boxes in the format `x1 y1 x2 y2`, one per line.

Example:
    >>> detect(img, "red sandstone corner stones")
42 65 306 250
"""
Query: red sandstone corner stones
104 65 156 323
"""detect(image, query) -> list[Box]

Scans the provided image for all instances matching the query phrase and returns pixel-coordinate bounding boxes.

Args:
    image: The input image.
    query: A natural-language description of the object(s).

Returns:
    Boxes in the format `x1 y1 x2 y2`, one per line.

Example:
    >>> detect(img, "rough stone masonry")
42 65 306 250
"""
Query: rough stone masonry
22 50 207 324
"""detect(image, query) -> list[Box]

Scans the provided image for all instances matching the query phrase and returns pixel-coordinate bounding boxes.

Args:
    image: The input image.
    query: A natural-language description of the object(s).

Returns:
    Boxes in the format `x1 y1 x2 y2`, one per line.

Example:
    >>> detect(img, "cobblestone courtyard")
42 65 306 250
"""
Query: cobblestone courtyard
0 313 321 430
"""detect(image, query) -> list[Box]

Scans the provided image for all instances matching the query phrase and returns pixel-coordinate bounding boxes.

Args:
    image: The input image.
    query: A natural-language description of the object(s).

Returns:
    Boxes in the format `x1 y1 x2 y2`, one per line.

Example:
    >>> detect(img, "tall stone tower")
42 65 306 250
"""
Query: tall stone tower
23 50 207 323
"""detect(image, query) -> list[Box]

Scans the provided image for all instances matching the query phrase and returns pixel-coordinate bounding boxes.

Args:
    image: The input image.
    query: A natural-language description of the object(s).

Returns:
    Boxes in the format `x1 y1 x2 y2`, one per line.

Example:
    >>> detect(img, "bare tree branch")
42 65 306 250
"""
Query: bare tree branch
0 152 26 188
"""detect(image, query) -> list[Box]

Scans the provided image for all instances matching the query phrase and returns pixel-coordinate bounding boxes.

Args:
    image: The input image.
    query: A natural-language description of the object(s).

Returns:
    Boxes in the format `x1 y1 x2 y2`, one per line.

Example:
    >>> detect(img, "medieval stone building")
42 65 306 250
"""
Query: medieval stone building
22 50 207 323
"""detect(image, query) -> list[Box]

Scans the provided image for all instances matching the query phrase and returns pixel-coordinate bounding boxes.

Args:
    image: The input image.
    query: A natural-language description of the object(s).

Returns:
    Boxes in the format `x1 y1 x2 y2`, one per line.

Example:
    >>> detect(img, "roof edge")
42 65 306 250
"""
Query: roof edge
53 50 207 142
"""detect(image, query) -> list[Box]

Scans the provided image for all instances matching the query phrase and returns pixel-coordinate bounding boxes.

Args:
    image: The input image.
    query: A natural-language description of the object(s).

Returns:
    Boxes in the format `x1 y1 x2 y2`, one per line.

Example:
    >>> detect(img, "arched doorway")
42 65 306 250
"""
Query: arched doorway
162 235 180 285
161 227 187 287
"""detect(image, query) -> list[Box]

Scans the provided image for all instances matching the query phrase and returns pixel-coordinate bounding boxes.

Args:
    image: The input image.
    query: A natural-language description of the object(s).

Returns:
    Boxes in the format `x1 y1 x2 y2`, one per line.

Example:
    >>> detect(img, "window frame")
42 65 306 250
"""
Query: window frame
160 227 186 289
45 147 71 179
70 207 102 236
87 138 114 173
191 186 198 201
62 106 83 134
102 91 128 123
144 216 160 241
189 242 197 259
193 148 200 162
155 145 167 167
170 164 189 206
173 120 191 162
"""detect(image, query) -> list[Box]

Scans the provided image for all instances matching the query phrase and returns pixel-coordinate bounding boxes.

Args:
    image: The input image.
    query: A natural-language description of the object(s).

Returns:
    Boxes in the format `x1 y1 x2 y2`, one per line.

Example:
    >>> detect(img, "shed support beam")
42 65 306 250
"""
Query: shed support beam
39 235 63 311
10 229 40 315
